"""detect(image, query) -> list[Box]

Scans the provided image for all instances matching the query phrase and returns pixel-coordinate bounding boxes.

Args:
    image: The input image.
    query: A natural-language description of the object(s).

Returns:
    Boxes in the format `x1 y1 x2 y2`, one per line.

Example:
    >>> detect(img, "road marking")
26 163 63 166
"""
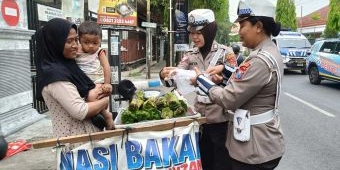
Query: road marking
284 92 335 117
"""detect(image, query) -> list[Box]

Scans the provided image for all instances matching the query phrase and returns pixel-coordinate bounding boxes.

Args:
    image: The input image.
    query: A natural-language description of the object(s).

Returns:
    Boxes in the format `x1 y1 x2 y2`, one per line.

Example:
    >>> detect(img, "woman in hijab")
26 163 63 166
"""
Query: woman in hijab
195 0 284 169
159 9 236 170
35 18 109 146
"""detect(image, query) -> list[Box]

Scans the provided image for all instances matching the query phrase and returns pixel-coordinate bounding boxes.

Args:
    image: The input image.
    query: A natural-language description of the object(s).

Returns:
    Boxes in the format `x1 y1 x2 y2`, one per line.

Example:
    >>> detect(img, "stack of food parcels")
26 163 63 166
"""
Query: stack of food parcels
115 69 199 127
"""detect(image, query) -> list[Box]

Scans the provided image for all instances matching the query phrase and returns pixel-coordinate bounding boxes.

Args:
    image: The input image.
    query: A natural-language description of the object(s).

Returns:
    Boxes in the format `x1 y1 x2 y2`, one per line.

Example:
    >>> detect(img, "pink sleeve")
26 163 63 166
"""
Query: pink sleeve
45 81 89 120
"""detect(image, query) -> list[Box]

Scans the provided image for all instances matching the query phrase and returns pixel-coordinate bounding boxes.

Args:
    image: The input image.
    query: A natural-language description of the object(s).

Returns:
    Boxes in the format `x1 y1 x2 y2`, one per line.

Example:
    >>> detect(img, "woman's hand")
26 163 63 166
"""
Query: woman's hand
206 65 224 75
97 84 112 100
101 83 112 94
191 67 223 85
160 67 177 79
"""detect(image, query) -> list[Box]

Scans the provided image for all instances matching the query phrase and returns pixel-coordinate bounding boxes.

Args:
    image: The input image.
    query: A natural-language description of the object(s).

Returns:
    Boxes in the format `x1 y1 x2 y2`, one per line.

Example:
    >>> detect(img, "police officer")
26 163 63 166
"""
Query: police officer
194 1 285 169
231 44 245 65
159 9 236 170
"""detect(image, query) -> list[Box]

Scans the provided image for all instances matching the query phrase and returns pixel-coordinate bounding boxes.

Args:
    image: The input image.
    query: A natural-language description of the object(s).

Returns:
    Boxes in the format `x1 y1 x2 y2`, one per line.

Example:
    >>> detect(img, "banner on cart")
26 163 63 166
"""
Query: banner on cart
97 0 137 26
57 122 202 170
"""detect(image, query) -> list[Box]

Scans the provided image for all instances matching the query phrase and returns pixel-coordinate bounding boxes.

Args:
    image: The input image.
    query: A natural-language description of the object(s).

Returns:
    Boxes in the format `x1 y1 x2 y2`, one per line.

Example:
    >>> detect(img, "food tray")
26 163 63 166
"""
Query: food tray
114 106 201 129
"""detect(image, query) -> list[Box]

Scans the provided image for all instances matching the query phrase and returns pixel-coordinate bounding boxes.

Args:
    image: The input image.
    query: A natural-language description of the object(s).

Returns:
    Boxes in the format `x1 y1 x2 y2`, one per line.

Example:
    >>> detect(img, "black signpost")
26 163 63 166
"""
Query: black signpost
107 29 121 117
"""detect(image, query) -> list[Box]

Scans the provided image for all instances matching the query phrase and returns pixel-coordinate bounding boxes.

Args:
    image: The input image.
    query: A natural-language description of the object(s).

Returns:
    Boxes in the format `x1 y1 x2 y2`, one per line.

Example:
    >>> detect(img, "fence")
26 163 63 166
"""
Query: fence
31 75 48 113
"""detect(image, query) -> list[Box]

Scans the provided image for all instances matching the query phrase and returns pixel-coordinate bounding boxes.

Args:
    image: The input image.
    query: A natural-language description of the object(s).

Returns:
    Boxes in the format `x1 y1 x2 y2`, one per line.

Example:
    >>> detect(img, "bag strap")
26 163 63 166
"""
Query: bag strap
257 51 282 113
208 46 225 69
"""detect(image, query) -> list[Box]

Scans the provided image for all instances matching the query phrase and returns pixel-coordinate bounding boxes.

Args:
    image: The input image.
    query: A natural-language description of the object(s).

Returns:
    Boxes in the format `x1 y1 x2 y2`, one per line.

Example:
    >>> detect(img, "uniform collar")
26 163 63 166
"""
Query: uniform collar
250 37 272 54
210 41 219 51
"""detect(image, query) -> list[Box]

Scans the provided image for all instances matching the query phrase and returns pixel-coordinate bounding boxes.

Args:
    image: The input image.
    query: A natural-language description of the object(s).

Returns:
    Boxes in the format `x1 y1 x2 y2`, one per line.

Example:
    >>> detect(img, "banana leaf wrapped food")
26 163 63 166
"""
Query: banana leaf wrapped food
128 98 144 112
120 90 191 124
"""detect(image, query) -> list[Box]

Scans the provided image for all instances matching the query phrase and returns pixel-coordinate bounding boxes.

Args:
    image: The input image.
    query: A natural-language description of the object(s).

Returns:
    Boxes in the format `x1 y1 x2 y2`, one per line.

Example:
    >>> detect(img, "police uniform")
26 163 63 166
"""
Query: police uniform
196 1 285 169
160 9 236 170
177 42 236 123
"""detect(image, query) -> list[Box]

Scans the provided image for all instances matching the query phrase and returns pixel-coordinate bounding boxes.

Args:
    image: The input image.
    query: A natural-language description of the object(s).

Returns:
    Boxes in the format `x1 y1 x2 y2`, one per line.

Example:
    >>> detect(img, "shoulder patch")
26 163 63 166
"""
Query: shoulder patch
233 62 251 80
225 53 237 67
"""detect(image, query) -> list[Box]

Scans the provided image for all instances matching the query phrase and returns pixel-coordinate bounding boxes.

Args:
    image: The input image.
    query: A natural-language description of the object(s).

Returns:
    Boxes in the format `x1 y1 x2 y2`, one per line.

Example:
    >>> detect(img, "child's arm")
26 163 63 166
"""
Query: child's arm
98 49 111 84
98 49 112 96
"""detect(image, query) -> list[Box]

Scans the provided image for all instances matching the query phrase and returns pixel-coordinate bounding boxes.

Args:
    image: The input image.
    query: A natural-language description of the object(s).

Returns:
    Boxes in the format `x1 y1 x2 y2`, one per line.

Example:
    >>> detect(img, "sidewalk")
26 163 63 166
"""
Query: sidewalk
0 60 167 169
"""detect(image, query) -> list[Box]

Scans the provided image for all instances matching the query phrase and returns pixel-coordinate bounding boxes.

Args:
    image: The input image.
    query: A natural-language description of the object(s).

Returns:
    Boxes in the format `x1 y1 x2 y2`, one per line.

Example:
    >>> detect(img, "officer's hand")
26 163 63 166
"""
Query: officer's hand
160 67 176 79
190 67 202 86
211 74 223 84
206 65 224 75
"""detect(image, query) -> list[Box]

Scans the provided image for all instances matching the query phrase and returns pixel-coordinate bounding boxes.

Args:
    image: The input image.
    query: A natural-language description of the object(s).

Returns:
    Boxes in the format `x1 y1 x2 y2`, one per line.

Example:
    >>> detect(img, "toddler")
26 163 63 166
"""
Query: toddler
76 21 114 130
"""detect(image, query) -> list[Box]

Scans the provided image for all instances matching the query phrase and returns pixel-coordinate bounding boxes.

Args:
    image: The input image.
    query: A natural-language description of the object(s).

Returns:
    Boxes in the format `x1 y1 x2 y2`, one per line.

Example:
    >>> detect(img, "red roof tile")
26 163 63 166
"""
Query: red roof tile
297 5 329 28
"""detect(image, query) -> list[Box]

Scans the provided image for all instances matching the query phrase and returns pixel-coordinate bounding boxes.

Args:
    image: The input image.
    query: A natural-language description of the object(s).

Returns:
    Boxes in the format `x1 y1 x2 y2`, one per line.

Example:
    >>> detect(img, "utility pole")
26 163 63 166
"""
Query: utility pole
146 0 151 78
300 6 303 33
169 0 173 66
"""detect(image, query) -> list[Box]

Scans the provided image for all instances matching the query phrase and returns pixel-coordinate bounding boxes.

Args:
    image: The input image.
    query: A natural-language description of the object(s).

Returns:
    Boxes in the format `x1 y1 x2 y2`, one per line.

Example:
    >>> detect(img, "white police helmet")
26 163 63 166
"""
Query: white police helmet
235 0 276 22
187 9 215 32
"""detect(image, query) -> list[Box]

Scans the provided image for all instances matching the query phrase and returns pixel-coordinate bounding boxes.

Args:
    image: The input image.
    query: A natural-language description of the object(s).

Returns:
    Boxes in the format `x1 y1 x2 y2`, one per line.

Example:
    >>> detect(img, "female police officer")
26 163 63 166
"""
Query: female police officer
160 9 236 170
194 0 285 169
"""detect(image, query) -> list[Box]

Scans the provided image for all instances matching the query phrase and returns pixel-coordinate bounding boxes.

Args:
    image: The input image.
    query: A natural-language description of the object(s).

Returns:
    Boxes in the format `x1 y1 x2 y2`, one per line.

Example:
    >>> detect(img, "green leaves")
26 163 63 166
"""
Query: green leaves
324 0 340 38
276 0 297 30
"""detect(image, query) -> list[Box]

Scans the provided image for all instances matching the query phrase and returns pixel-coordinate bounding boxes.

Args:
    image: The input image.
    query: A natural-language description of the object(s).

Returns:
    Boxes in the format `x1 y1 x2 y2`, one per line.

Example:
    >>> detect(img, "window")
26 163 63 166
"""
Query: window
334 42 340 55
320 42 337 54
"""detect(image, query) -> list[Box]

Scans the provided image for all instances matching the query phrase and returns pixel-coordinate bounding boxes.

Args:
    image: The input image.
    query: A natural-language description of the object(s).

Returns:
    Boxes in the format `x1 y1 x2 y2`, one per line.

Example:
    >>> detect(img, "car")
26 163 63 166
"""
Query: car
272 31 312 74
305 39 340 85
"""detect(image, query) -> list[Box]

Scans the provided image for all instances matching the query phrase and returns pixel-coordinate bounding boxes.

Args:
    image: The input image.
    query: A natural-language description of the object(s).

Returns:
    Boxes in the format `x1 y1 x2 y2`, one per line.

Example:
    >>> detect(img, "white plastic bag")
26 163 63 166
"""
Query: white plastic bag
172 69 196 95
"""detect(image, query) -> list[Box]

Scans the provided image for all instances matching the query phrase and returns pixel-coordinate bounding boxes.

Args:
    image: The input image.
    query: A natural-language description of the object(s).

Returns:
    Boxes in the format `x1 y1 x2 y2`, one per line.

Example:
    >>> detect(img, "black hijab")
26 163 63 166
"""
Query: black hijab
199 21 217 59
35 18 95 101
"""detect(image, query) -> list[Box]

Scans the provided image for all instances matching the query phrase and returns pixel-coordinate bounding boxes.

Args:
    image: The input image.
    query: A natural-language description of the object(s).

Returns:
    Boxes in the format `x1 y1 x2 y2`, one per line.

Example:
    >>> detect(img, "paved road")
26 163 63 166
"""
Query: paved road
276 71 340 170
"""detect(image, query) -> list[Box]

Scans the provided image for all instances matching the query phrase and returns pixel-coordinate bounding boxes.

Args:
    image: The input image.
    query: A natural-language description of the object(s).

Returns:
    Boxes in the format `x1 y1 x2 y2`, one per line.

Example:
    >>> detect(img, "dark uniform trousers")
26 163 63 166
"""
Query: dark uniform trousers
230 157 281 170
200 121 232 170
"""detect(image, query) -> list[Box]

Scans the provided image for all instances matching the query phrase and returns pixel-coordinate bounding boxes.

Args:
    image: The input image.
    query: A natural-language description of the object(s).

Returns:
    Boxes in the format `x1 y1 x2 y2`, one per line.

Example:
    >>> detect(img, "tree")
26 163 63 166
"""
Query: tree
150 0 168 26
150 0 232 44
189 0 232 44
275 0 297 30
324 0 340 38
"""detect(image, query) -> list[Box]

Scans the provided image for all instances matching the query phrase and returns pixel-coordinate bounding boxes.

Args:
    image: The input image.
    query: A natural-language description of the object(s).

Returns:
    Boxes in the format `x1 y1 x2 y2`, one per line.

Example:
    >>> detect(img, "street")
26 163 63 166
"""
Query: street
276 71 340 170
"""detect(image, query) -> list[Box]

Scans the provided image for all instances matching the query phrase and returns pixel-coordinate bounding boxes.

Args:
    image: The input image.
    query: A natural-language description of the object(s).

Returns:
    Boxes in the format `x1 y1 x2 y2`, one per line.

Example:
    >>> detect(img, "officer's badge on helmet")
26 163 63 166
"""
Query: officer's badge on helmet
235 0 276 22
187 9 215 32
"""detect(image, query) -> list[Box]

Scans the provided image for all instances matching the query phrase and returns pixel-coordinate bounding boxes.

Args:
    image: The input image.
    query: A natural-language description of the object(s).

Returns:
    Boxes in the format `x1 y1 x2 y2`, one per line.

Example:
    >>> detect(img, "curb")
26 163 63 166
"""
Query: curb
121 61 158 78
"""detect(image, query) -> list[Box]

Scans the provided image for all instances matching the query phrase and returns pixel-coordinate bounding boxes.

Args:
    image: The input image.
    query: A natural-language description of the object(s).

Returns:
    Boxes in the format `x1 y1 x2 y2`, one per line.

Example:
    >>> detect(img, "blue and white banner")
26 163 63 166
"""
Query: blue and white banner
57 122 202 170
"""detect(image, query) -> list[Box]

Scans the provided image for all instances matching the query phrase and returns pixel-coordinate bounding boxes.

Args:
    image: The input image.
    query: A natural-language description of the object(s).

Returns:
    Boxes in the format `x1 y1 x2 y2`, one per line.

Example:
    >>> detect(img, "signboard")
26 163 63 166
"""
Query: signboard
0 0 27 29
174 0 188 44
37 4 63 22
88 0 99 13
97 0 137 26
1 0 19 26
142 22 157 28
174 44 189 52
57 122 202 170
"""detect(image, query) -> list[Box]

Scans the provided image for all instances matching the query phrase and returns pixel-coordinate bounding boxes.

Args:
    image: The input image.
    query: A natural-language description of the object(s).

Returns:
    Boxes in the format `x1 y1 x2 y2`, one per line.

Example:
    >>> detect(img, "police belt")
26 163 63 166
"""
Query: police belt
196 94 212 104
228 109 277 125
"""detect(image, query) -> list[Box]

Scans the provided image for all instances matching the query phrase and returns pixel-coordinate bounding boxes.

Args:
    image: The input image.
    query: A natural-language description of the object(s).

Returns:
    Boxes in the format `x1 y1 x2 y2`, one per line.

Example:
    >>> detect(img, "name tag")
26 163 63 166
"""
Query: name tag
189 62 198 66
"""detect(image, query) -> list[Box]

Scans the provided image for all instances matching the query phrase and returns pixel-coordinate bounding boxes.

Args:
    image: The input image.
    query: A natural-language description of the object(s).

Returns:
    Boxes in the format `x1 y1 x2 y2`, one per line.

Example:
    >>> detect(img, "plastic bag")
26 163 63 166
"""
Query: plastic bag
172 69 196 95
